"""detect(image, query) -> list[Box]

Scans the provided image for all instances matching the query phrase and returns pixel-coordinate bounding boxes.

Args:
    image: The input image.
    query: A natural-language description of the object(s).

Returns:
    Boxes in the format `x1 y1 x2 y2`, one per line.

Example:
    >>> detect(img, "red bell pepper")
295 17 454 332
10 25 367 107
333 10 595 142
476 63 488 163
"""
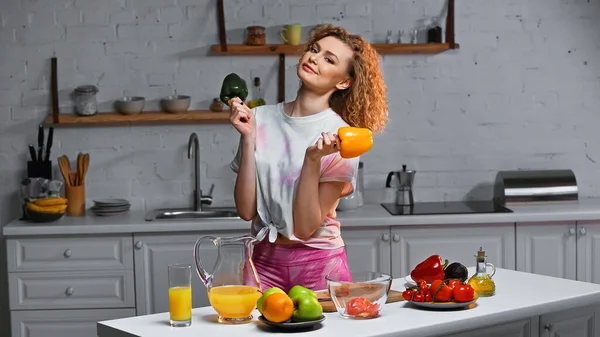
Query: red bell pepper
410 254 449 284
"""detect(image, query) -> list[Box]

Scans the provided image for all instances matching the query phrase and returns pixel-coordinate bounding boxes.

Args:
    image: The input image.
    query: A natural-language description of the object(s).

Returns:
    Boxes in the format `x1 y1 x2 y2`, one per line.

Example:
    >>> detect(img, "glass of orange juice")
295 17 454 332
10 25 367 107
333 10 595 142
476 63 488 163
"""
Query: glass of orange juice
168 264 192 327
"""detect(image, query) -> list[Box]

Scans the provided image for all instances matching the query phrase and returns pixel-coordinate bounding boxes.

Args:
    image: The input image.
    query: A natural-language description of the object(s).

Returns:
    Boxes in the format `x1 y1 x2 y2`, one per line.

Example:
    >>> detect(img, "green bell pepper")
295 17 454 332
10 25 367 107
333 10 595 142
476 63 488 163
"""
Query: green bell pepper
219 73 249 105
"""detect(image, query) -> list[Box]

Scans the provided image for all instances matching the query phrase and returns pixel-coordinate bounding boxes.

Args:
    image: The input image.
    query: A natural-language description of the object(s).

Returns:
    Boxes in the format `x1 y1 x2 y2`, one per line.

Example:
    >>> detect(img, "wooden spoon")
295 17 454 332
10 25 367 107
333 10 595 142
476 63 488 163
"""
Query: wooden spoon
57 155 71 186
69 172 78 187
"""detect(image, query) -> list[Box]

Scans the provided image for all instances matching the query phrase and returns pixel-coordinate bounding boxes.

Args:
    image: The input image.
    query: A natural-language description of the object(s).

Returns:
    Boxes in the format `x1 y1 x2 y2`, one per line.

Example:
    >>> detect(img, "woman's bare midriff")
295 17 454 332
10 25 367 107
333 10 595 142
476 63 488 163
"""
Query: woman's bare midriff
273 233 304 245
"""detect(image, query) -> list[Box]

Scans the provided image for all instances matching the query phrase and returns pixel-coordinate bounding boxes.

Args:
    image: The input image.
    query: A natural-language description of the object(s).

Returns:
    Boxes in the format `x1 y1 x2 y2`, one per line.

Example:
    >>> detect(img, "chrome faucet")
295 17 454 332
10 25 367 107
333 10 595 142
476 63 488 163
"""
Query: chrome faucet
187 132 214 212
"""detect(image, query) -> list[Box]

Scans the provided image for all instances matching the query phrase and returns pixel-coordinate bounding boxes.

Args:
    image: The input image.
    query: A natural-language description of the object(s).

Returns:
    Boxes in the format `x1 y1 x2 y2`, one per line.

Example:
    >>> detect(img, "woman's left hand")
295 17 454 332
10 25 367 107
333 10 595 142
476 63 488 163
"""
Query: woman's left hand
306 132 340 161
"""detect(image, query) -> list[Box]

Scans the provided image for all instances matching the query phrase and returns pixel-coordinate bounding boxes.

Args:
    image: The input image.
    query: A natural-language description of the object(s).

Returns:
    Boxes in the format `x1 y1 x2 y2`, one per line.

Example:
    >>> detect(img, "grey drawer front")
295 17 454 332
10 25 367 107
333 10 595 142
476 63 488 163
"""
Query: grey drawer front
9 270 135 310
10 308 136 337
7 236 133 272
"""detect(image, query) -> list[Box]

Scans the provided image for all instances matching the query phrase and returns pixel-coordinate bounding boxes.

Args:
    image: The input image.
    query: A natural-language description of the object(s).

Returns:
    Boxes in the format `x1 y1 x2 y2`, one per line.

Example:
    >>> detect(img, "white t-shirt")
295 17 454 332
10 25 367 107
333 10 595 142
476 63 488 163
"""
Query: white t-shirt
230 102 360 249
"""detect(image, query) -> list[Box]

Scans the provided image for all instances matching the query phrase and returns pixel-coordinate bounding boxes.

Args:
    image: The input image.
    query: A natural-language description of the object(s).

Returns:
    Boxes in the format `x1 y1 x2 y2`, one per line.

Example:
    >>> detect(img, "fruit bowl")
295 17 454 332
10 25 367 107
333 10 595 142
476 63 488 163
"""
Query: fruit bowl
257 285 325 328
25 208 65 223
326 271 392 319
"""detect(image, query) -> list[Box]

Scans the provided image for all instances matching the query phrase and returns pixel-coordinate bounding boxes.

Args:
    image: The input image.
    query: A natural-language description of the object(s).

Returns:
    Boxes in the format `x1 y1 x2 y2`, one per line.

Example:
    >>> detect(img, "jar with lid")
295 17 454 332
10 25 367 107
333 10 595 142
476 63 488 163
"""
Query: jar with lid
336 162 364 211
244 26 266 46
73 85 99 116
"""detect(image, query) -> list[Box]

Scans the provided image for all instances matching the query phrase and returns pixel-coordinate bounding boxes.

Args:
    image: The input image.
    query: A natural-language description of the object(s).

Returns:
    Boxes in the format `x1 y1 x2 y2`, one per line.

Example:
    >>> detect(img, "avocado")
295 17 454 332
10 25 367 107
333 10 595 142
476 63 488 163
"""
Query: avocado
444 262 469 282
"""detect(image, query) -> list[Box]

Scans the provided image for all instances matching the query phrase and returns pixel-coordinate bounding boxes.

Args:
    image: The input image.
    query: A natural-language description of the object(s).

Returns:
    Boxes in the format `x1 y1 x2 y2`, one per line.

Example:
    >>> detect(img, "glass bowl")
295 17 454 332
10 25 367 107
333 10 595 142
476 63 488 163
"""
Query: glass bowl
326 271 392 319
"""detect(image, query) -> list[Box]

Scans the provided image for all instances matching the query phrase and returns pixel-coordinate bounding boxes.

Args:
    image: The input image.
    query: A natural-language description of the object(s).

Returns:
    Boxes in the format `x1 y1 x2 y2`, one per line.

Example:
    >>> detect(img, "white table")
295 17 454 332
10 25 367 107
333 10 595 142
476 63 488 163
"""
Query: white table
97 268 600 337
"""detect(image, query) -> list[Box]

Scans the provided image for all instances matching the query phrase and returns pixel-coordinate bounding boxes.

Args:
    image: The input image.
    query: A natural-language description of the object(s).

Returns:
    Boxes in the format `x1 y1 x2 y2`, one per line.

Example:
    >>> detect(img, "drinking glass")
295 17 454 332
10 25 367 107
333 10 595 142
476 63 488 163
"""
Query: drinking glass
168 264 192 327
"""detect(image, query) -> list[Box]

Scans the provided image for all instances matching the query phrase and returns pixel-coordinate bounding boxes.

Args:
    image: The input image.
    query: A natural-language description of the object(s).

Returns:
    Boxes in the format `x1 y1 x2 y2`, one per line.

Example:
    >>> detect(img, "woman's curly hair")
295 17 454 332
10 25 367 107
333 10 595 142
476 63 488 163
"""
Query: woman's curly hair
301 24 388 134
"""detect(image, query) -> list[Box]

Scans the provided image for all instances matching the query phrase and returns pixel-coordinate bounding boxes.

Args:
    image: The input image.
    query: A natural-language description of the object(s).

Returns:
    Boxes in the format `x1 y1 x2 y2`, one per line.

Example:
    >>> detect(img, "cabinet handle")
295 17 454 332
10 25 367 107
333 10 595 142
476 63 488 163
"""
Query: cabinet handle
382 234 389 242
544 323 552 331
65 287 74 296
393 234 400 242
63 249 72 258
569 228 576 235
135 241 143 249
579 227 587 235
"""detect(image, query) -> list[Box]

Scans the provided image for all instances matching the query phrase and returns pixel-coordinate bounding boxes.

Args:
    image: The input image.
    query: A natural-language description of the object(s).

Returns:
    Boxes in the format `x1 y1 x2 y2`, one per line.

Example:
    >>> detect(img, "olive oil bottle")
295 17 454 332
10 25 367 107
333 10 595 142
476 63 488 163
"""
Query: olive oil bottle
467 247 496 297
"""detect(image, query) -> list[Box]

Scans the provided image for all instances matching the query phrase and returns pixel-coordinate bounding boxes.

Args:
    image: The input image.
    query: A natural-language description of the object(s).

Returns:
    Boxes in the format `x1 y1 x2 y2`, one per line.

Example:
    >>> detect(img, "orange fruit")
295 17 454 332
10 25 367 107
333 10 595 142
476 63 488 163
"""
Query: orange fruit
261 292 294 323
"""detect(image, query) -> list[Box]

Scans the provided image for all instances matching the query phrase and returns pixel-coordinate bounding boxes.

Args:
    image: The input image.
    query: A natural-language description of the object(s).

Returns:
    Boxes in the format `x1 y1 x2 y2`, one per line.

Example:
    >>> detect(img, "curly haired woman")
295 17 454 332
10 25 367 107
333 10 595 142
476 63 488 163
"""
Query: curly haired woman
229 24 388 292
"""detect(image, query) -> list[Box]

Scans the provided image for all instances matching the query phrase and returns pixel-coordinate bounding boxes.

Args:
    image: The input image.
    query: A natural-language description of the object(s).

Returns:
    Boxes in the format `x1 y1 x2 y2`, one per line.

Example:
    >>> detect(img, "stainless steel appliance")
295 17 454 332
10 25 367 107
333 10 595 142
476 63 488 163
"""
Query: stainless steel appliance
385 165 415 206
494 169 578 205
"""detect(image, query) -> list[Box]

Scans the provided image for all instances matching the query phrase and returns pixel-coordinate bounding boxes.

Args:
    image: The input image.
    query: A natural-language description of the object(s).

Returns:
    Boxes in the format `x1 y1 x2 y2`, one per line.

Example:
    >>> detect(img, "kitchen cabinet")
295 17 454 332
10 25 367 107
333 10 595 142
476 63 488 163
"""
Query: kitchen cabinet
539 304 600 337
342 227 392 276
133 230 249 315
576 221 600 284
436 303 600 337
436 318 537 337
516 221 600 284
10 308 135 337
5 235 136 337
390 223 516 279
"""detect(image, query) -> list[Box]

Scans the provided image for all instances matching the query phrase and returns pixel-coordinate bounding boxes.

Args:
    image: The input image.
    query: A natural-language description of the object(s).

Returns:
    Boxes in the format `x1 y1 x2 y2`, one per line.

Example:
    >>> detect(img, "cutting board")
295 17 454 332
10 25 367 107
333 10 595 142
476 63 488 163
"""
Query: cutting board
315 289 405 313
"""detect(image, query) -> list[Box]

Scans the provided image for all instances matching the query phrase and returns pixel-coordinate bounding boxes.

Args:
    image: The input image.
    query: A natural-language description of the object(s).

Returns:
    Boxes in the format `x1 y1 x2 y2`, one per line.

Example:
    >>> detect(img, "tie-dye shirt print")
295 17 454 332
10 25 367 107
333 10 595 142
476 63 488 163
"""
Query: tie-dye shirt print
230 102 360 249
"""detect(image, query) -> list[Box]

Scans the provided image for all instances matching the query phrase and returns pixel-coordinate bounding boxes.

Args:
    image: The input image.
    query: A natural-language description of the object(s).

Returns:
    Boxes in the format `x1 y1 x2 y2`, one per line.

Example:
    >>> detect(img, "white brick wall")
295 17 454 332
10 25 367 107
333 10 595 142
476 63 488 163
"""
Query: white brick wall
1 0 600 223
1 0 600 328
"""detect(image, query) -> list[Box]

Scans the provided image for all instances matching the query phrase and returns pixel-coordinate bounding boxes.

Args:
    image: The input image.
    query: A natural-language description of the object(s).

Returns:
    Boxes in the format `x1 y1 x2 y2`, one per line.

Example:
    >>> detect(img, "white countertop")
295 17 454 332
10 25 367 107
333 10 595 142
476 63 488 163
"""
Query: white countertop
97 268 600 337
5 199 600 236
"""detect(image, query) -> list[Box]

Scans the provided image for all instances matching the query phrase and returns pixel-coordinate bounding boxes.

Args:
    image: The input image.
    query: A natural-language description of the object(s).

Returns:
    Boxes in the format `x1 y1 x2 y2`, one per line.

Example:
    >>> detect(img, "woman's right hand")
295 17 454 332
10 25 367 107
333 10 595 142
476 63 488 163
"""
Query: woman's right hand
228 97 255 139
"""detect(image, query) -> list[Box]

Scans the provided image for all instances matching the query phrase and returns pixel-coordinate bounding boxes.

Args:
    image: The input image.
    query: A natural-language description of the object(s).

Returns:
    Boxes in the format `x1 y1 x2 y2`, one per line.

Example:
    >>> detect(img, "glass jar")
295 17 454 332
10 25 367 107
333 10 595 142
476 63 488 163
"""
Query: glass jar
244 26 266 46
73 85 99 116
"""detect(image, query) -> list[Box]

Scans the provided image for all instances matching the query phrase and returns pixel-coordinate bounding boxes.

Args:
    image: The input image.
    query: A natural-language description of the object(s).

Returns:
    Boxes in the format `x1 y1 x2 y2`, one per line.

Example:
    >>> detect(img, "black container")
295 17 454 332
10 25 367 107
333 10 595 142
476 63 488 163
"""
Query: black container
27 160 52 180
427 25 442 43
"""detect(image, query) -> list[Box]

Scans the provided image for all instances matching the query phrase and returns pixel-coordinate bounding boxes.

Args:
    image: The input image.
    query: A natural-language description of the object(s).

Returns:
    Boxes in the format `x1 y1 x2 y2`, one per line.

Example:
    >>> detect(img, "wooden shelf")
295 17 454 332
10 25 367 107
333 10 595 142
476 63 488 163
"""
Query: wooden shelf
44 110 230 128
210 43 459 56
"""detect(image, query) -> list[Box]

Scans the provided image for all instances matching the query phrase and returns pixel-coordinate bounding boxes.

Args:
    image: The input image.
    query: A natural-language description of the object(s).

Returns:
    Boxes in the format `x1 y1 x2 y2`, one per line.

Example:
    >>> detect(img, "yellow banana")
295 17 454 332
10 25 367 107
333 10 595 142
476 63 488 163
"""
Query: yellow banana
33 197 68 206
27 202 67 214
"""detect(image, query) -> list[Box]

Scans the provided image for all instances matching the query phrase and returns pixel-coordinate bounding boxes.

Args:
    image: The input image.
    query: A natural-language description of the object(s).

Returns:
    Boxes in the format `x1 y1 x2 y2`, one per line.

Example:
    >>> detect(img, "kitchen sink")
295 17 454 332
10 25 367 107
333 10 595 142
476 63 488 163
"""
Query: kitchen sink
145 207 240 221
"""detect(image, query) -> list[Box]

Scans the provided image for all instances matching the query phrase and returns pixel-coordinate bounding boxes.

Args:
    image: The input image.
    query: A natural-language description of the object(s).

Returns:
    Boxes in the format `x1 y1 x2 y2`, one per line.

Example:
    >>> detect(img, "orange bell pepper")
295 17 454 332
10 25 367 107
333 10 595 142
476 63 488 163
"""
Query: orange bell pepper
337 126 373 159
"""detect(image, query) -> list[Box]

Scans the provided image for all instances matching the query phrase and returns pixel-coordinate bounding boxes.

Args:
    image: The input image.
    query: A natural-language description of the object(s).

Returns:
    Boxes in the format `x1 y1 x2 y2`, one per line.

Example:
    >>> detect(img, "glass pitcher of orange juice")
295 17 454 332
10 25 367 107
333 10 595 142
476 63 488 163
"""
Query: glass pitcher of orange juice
194 234 262 324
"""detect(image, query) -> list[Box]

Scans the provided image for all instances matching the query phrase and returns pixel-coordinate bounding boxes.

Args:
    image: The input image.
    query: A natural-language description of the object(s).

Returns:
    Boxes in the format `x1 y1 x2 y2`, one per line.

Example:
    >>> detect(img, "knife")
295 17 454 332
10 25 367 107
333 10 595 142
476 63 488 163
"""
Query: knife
28 144 37 162
37 125 44 162
44 127 54 162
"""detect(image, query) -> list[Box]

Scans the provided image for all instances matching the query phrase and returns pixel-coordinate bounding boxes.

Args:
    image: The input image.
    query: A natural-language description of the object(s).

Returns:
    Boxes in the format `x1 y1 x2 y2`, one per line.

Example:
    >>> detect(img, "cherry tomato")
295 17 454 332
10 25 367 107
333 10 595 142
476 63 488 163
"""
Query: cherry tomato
431 280 453 302
430 280 444 296
424 292 432 302
418 280 428 292
402 289 414 301
412 293 424 302
447 279 462 290
453 284 476 303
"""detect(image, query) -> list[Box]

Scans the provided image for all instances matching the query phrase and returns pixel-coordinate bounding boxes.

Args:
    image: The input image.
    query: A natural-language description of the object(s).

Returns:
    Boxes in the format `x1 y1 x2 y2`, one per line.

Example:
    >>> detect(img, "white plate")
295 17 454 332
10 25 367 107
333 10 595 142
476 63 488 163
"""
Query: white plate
92 205 131 212
408 297 478 310
93 210 129 216
93 198 130 206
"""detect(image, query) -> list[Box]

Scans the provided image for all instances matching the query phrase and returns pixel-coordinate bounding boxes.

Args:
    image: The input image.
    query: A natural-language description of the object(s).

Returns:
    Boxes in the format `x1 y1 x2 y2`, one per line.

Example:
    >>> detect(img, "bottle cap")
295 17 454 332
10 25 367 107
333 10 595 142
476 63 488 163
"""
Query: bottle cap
476 246 486 258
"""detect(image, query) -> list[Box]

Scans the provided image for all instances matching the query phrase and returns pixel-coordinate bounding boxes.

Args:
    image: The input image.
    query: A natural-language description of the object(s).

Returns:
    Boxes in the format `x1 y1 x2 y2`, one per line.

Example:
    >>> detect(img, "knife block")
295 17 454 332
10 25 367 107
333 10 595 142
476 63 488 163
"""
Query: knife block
65 184 85 216
27 160 52 180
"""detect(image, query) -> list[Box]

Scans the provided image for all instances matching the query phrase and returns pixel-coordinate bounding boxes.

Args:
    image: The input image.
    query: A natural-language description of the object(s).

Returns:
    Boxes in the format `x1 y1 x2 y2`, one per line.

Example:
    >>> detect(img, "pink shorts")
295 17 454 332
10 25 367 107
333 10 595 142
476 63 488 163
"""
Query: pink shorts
251 241 351 293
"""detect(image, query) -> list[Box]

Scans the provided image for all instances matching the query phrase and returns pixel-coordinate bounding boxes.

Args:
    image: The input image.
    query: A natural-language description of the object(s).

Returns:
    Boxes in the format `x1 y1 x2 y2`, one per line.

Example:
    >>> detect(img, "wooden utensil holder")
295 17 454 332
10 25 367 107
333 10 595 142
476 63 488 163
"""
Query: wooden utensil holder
65 185 85 216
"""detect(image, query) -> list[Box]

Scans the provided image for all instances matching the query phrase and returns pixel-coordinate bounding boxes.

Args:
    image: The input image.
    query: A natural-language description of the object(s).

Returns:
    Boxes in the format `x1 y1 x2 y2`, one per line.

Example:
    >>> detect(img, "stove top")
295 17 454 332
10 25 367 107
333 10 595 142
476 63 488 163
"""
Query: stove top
381 201 513 216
